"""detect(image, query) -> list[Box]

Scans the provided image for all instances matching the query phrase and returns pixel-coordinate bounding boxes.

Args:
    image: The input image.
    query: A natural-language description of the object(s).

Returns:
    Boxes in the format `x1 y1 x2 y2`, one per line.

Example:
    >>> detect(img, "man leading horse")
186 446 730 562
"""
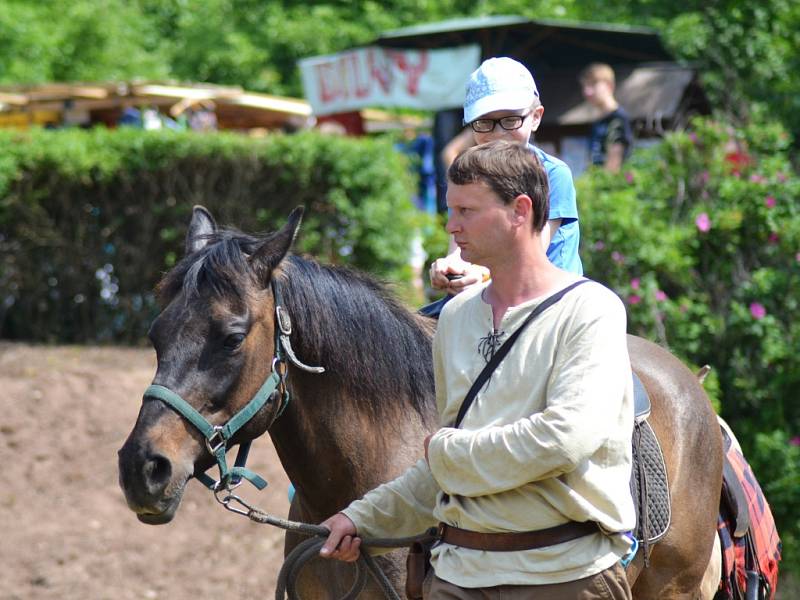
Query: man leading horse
321 140 635 599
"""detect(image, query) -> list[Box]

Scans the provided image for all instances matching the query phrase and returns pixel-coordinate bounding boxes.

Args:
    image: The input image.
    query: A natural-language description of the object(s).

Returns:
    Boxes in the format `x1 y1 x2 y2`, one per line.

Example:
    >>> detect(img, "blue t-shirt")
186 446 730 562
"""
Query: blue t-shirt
529 144 583 275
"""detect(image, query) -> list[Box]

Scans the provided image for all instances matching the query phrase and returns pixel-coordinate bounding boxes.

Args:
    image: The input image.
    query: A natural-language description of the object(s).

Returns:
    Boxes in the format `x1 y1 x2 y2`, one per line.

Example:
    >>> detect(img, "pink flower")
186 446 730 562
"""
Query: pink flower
699 170 710 184
625 172 635 184
796 252 800 263
628 295 642 305
749 302 766 320
611 251 625 264
594 240 606 251
750 173 765 183
655 290 668 302
630 278 640 290
695 212 711 233
777 172 787 183
768 232 779 244
765 196 776 208
688 132 698 144
790 436 800 447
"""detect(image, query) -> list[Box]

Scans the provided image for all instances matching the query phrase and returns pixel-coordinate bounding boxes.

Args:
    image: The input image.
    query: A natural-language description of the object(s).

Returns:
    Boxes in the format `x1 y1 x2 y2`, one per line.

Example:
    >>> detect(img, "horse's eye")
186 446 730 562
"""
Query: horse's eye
223 333 246 350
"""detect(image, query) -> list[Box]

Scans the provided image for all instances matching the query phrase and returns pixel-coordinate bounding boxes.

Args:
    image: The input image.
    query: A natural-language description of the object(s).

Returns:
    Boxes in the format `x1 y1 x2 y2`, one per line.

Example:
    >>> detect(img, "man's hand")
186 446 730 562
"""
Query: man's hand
319 513 361 562
429 251 490 294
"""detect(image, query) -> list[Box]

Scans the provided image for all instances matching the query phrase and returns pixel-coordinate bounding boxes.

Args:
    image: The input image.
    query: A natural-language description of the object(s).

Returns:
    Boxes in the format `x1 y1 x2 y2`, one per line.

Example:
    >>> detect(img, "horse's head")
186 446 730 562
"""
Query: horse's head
118 206 303 524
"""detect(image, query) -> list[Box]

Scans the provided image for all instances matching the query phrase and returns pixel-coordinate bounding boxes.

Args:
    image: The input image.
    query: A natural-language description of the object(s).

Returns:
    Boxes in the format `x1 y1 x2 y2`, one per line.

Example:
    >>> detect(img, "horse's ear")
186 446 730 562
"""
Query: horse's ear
249 206 304 280
186 205 217 255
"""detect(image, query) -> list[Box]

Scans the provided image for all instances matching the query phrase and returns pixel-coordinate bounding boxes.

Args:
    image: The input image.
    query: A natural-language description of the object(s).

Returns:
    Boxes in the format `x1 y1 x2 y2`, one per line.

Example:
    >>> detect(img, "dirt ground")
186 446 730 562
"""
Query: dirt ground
2 342 794 599
0 342 291 600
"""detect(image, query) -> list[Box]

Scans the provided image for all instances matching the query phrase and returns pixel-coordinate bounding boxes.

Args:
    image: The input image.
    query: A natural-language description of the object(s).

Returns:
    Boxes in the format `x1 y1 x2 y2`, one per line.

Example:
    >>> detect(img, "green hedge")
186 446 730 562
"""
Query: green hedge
0 127 422 343
578 116 800 573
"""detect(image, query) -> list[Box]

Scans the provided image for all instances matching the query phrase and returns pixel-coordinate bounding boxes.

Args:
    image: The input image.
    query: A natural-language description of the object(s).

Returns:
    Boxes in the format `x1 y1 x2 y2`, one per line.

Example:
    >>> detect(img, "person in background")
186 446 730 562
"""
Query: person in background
429 57 581 303
578 63 633 173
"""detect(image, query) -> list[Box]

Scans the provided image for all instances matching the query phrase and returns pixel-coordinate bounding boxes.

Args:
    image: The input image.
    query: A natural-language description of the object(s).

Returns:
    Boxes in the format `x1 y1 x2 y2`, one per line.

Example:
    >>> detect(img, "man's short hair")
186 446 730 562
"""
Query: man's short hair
448 140 549 232
579 63 616 86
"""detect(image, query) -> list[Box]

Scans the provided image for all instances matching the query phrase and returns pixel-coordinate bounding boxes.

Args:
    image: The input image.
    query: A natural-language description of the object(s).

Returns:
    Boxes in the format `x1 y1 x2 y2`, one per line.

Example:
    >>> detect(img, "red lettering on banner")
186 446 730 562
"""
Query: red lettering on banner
389 50 429 96
349 53 371 98
315 63 339 103
368 48 393 94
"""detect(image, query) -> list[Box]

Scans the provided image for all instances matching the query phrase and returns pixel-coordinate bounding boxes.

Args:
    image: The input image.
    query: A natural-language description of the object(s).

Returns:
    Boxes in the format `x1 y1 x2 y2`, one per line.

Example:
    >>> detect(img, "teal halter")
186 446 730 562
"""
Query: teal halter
144 371 283 491
142 280 300 492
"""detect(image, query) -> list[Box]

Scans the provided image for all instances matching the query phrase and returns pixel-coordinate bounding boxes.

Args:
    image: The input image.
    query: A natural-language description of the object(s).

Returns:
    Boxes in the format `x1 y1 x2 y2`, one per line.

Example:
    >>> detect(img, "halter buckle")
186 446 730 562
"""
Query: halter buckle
205 426 226 455
276 305 292 336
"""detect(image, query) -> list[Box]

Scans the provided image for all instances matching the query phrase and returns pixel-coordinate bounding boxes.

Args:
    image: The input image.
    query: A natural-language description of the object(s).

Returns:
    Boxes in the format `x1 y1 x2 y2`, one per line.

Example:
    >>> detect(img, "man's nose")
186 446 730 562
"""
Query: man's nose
445 214 458 234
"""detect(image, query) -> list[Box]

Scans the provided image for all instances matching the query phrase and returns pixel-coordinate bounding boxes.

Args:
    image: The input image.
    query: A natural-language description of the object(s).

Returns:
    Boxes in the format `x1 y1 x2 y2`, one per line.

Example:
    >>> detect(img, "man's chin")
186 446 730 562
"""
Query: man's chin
460 249 481 265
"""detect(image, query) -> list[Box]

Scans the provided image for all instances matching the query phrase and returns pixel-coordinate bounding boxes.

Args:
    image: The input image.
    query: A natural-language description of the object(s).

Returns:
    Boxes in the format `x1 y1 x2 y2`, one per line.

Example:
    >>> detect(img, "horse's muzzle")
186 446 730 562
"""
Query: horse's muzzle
117 439 187 524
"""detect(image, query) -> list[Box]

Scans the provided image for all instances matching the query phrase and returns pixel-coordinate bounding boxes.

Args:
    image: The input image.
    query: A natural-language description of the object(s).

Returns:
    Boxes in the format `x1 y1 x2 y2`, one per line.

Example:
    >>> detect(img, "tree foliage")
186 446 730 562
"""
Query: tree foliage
578 116 800 572
0 128 422 343
2 0 796 137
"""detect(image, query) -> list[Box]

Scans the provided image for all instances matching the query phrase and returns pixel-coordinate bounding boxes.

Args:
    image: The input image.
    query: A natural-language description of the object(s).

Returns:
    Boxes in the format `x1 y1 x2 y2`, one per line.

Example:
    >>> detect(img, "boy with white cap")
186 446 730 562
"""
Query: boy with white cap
430 57 582 296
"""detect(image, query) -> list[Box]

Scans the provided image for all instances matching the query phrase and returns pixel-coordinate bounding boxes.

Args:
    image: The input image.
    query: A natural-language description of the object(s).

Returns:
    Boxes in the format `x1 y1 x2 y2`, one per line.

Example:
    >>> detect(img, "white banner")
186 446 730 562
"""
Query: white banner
299 45 480 116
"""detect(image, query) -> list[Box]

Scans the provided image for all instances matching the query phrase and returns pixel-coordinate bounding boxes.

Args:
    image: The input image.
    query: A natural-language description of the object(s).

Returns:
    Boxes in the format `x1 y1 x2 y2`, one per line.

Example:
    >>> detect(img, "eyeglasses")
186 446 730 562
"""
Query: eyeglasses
469 112 530 133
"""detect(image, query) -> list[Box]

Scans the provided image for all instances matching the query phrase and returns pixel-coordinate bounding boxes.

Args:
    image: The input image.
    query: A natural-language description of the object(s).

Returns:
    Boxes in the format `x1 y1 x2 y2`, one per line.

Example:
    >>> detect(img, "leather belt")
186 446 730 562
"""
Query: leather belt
437 521 599 552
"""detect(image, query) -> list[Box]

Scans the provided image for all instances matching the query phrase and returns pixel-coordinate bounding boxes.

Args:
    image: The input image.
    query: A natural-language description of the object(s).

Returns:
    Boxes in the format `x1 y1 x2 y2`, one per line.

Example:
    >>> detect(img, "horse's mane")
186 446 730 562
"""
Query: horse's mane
157 229 436 423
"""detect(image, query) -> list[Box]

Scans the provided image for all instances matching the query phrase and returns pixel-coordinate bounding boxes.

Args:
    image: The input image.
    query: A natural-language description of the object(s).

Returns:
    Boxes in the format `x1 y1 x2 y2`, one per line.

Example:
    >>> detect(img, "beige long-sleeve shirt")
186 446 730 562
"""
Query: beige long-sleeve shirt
343 279 636 587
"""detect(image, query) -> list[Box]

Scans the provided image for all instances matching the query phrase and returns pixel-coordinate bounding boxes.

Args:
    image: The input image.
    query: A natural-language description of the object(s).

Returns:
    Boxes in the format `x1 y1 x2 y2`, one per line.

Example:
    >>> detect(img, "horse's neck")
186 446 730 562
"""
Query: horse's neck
268 377 427 522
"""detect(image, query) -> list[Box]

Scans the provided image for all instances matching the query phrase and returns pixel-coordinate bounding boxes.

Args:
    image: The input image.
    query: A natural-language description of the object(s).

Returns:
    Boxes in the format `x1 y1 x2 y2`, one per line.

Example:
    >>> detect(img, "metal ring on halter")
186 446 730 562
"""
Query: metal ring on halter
272 355 287 377
205 426 226 454
223 477 244 492
272 356 288 386
214 489 253 516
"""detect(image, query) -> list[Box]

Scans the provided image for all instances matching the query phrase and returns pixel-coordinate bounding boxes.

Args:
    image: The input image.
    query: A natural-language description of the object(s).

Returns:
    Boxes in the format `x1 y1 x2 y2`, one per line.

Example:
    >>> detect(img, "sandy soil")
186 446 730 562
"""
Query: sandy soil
0 343 291 600
2 342 794 599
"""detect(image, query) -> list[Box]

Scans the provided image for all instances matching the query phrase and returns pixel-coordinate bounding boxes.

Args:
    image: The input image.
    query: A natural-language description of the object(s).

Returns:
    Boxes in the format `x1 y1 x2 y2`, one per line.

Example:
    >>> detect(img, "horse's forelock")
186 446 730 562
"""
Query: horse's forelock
157 229 267 305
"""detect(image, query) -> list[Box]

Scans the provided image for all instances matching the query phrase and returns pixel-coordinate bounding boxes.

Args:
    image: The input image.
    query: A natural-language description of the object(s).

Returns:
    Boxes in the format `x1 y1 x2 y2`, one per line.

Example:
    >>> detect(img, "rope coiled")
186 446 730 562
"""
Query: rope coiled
245 506 436 600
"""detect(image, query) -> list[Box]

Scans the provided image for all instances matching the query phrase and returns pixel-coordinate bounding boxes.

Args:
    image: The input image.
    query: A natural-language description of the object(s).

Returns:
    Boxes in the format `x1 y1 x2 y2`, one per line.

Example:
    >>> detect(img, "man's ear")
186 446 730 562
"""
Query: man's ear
186 205 217 255
512 194 533 228
530 105 544 131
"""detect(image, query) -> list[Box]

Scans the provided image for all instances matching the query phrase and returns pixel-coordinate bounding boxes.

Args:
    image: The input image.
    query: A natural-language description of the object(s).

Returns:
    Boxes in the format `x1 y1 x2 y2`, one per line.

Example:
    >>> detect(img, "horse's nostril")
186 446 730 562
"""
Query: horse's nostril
143 454 172 494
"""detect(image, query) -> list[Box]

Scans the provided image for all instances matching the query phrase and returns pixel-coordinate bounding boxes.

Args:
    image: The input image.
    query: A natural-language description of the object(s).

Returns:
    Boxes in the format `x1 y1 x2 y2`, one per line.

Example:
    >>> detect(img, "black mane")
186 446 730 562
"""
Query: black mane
158 229 435 422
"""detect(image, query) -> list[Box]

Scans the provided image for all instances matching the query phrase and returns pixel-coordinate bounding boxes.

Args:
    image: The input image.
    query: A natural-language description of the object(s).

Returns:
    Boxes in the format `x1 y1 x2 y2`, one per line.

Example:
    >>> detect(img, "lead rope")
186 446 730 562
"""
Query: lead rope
215 490 436 600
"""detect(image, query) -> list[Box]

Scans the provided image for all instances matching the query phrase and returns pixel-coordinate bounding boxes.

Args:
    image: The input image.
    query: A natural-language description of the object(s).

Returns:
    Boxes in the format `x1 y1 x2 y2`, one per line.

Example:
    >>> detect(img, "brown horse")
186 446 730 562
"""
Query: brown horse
118 208 723 599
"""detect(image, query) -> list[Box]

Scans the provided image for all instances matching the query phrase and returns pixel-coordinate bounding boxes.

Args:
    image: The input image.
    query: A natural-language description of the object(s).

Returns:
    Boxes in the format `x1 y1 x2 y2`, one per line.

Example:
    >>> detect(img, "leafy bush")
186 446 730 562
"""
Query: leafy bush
578 116 800 573
0 127 422 343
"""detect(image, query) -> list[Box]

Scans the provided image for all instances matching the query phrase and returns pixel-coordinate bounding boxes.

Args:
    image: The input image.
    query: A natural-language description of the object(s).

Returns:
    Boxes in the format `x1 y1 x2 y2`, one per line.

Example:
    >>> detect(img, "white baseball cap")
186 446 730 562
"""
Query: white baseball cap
463 57 539 124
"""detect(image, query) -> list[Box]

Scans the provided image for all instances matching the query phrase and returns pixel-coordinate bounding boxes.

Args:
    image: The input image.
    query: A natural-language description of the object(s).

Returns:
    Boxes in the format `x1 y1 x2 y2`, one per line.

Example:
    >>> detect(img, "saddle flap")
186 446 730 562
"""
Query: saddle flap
720 426 752 538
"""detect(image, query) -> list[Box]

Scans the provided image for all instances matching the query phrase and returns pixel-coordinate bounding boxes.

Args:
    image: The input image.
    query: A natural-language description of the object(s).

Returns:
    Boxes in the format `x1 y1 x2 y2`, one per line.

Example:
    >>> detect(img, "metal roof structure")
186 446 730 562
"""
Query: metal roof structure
375 16 708 131
377 15 672 69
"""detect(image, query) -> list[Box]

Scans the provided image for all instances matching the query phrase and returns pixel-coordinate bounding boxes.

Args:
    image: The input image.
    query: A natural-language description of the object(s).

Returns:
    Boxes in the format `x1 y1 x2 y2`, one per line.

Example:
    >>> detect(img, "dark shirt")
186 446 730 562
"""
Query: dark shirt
589 107 633 166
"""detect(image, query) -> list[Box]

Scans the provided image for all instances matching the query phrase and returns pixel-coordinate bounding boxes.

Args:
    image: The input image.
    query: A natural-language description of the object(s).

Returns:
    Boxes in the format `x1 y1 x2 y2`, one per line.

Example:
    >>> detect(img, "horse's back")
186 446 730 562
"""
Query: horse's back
627 335 724 598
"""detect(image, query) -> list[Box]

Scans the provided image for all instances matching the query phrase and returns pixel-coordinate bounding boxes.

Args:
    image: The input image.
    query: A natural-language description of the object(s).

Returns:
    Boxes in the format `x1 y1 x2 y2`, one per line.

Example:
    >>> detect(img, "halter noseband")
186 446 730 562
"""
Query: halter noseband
142 279 324 492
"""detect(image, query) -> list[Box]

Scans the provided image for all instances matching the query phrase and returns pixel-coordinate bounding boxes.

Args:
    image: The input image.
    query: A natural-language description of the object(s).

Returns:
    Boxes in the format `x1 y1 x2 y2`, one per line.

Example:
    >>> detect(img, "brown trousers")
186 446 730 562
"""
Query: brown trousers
424 563 632 600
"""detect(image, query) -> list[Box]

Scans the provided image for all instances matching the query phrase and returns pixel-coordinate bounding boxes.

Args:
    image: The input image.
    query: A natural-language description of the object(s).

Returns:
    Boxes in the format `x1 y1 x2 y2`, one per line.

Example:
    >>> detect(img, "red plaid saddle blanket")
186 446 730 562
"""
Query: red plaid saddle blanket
717 426 781 599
